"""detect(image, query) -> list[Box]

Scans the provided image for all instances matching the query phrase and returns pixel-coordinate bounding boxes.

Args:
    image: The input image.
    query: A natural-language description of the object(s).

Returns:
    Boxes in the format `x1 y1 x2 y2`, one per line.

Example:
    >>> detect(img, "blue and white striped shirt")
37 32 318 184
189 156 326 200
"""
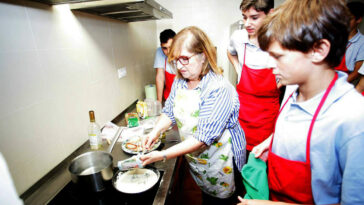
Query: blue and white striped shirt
162 71 246 170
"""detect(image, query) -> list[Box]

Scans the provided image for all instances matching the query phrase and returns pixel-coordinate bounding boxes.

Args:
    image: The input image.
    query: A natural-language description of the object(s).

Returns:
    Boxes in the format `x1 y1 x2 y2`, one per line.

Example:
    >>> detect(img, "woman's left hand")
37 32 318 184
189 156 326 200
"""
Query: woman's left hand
139 151 163 166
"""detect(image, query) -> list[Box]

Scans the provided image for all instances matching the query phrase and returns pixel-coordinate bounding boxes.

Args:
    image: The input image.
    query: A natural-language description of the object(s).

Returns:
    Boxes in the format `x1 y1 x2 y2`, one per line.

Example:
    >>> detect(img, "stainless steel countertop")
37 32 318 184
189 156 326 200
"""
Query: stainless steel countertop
22 126 180 205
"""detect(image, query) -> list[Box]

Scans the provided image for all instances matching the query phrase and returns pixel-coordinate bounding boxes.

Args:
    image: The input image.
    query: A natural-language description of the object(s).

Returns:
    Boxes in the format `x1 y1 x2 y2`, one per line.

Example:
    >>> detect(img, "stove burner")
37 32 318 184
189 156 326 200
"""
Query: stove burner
48 169 163 205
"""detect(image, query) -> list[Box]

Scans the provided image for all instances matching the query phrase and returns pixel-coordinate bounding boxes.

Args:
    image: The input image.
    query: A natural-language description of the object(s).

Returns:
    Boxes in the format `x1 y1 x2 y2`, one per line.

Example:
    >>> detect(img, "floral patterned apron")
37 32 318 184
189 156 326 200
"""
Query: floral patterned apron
173 88 236 198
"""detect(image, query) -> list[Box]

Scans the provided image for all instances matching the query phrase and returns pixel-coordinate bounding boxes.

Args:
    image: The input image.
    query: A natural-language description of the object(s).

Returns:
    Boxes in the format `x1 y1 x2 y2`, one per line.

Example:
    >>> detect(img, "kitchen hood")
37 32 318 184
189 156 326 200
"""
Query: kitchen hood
29 0 173 22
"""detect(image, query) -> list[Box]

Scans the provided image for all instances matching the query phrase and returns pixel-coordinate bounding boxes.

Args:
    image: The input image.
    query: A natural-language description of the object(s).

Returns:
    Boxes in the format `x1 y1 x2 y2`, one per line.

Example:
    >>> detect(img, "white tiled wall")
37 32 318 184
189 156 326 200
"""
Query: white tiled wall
0 0 157 194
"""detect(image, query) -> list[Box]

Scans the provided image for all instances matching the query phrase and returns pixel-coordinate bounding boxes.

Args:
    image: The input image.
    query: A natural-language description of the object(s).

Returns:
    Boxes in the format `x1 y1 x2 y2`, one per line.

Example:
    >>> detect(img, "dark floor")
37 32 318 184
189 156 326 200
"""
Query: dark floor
169 157 244 205
166 157 202 205
179 166 203 205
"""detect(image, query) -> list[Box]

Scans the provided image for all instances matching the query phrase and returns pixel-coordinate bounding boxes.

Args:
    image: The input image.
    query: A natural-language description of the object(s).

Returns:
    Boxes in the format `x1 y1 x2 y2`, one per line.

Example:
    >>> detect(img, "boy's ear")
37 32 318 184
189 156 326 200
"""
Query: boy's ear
356 16 363 25
311 39 330 63
268 8 274 14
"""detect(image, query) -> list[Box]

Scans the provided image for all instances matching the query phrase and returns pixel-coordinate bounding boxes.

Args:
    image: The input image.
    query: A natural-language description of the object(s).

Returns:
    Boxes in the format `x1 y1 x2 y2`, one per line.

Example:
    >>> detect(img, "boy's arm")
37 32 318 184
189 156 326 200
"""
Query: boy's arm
356 75 364 93
227 50 240 74
347 60 363 82
155 68 165 102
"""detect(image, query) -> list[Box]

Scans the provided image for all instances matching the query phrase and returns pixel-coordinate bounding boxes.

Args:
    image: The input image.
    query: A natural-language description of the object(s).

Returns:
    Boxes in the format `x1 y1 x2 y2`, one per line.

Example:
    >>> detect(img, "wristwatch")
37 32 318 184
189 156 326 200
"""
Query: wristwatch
162 152 167 163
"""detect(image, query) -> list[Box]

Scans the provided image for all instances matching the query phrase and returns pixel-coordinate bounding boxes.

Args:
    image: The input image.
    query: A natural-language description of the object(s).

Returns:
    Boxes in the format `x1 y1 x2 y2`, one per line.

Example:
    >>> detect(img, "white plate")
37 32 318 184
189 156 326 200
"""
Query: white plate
121 138 161 155
112 168 160 194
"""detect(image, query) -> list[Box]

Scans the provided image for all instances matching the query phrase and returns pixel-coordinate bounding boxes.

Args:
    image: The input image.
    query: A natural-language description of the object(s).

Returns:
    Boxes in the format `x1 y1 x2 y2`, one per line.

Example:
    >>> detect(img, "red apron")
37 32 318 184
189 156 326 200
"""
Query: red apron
335 43 352 73
163 57 176 100
236 44 280 151
268 73 338 203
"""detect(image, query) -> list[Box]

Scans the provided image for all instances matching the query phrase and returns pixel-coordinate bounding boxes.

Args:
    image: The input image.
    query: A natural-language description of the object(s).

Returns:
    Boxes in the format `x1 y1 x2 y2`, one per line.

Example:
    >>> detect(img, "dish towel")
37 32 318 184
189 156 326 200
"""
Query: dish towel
241 152 269 199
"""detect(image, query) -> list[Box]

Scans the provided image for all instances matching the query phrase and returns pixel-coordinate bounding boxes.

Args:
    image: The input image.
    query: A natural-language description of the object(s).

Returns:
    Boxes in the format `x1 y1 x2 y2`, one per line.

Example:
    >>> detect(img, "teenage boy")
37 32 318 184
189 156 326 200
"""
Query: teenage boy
227 0 280 155
238 0 364 204
335 1 364 84
154 29 176 102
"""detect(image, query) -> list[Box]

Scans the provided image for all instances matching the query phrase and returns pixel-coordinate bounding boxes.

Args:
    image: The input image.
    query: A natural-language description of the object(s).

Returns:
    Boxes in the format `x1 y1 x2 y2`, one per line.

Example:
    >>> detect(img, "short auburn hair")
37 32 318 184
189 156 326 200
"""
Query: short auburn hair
258 0 351 68
168 26 223 79
240 0 274 14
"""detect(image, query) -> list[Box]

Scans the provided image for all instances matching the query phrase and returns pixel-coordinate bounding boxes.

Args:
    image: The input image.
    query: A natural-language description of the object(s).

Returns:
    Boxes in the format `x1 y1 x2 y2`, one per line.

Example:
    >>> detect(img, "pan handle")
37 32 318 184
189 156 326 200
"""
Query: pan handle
106 126 125 153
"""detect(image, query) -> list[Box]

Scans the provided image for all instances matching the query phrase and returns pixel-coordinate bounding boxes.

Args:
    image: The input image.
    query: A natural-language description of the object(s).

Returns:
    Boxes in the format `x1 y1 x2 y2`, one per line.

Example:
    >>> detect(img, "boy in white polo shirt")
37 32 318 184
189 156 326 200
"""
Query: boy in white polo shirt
227 0 281 156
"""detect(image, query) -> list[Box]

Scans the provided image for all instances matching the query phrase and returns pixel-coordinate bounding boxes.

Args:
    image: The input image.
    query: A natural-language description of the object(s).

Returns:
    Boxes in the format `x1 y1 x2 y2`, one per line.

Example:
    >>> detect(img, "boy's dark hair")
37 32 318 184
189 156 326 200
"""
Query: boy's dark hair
347 1 364 20
240 0 274 14
159 29 176 44
258 0 351 68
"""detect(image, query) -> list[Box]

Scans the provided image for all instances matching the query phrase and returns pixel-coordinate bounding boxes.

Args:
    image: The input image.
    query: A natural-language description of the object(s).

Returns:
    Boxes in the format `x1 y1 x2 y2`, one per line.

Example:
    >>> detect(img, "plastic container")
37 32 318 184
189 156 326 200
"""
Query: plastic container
136 100 148 119
145 99 162 117
125 113 139 128
117 155 144 170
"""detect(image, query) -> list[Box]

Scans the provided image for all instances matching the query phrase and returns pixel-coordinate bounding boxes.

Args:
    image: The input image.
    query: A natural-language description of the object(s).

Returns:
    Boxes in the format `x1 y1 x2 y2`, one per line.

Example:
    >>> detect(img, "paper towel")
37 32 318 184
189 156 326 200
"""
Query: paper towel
145 84 157 100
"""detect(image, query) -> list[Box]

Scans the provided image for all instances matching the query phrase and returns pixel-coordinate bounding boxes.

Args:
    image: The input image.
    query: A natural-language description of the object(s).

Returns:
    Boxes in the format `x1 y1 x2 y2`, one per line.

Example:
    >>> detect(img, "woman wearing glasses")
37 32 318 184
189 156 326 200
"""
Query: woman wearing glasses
141 26 246 204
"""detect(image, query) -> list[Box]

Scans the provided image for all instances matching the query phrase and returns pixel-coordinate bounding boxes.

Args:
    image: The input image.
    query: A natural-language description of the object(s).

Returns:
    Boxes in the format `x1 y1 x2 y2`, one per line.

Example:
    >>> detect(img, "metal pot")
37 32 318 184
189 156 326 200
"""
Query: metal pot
68 127 124 192
69 151 113 192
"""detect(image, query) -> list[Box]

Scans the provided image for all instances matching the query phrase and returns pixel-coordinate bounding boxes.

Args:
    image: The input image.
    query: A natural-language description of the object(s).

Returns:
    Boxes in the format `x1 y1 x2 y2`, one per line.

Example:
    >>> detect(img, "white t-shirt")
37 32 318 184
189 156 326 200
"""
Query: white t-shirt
153 47 176 74
228 29 276 83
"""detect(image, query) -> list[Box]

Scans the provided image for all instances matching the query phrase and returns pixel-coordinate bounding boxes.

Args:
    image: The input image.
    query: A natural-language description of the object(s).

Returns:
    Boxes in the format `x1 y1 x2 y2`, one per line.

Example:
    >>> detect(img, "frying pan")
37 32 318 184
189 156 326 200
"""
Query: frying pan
112 166 160 194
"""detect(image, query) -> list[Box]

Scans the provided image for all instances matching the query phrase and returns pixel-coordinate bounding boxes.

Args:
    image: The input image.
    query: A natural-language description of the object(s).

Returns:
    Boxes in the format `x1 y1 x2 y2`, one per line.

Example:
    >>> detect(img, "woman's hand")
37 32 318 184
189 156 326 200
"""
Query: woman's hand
142 131 160 151
251 135 272 162
141 137 205 166
139 151 163 166
142 113 172 150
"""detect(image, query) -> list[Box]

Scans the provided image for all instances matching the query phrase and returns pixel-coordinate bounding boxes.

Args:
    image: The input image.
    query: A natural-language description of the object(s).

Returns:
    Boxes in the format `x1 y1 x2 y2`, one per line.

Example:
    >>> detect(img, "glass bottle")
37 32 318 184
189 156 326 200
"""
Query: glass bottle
88 110 102 150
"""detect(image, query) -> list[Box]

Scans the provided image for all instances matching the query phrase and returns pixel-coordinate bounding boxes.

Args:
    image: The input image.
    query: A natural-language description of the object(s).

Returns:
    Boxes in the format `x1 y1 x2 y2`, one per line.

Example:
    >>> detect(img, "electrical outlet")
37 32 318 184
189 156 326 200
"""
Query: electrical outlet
117 67 127 79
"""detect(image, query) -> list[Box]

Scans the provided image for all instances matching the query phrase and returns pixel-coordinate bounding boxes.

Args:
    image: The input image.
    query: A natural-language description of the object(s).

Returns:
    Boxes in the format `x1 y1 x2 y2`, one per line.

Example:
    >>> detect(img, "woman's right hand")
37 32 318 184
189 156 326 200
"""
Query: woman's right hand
142 113 172 150
142 130 160 150
251 135 272 162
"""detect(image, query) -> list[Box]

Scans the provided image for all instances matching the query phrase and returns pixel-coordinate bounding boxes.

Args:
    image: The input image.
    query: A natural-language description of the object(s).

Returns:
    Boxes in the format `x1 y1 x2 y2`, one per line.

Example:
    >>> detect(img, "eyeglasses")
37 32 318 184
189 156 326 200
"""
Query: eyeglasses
174 53 199 66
